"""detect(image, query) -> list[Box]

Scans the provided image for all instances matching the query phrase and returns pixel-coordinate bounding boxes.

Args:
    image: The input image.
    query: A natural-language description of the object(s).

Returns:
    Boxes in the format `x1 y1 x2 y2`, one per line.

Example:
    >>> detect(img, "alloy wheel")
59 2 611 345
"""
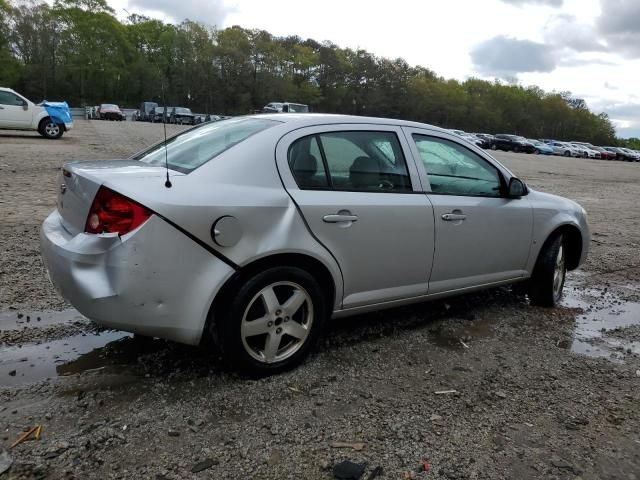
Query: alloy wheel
552 244 565 301
45 122 60 137
240 281 313 364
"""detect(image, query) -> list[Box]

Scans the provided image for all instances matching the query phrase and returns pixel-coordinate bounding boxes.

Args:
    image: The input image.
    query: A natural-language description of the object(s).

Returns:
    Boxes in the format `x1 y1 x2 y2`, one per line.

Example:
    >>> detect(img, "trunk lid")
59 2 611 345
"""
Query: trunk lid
57 160 184 235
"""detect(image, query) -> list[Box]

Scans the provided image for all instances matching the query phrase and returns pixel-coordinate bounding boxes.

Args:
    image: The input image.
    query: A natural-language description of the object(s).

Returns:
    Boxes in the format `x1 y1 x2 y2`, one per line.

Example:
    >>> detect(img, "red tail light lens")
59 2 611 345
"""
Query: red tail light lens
85 186 152 235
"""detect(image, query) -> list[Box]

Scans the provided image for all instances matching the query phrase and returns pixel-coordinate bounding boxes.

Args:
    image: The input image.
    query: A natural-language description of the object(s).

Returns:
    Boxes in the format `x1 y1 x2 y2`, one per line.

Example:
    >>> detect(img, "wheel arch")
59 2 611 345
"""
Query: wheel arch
38 115 66 132
203 252 338 347
540 224 583 271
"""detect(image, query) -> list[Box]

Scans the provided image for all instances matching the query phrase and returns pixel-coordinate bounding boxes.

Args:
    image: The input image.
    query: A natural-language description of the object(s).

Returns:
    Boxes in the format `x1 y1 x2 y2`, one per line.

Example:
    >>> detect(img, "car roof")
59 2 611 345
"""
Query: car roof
248 113 448 132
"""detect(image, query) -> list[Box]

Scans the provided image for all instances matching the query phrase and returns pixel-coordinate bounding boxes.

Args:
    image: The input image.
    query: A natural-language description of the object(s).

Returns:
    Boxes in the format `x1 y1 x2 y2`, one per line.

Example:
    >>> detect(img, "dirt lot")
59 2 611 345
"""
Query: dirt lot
1 121 639 480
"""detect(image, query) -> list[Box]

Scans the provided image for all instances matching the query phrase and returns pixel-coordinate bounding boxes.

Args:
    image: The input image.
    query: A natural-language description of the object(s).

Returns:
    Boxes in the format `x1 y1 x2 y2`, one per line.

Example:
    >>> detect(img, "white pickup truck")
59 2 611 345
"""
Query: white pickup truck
0 87 73 139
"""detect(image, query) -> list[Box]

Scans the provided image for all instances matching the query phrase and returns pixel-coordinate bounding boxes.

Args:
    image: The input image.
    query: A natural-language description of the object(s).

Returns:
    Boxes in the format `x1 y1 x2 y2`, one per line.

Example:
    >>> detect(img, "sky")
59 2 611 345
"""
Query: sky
106 0 640 138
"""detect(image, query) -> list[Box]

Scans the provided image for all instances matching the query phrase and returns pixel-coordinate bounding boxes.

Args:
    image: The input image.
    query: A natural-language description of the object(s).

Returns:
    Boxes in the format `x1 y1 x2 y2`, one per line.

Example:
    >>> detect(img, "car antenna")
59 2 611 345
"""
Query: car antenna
160 81 172 188
124 8 171 188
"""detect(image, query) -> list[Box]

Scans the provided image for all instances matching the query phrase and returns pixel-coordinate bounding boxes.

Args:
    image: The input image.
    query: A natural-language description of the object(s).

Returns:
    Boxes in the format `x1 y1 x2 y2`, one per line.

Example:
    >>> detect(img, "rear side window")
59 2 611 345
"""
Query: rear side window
288 131 412 192
135 118 278 173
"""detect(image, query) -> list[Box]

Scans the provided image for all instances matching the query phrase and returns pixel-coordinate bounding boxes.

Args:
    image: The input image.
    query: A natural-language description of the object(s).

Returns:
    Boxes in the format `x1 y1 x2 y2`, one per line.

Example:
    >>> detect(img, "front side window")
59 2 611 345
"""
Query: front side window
135 117 278 173
0 91 24 106
288 131 412 192
412 134 502 197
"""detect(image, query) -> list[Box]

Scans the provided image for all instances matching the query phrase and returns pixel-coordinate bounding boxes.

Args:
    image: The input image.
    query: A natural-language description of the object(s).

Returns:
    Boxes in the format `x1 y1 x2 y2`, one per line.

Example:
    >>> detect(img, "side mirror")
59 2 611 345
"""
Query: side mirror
22 100 28 110
507 177 527 198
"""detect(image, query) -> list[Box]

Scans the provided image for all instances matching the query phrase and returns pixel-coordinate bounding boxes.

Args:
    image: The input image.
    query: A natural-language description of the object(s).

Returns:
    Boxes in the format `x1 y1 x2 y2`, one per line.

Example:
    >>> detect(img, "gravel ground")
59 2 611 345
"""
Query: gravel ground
1 121 639 480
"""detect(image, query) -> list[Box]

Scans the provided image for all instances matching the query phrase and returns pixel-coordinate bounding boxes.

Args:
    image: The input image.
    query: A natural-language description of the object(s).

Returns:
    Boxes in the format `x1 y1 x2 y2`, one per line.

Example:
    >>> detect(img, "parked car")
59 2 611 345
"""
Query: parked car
528 139 554 155
492 134 536 153
473 133 495 149
151 106 169 123
570 143 600 159
262 102 309 113
451 131 484 148
139 101 158 122
550 141 580 157
0 87 73 139
603 146 636 161
169 107 195 125
574 143 615 160
98 104 125 121
619 147 640 161
41 114 589 374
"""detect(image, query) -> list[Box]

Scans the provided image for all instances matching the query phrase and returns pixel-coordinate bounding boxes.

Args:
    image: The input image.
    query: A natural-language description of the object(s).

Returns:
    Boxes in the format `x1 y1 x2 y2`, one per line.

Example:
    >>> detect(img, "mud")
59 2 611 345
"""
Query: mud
1 122 639 479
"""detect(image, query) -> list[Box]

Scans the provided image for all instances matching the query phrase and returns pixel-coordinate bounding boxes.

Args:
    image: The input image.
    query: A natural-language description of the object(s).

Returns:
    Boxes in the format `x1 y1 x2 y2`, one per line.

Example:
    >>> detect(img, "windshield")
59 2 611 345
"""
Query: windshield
101 104 118 109
175 108 191 114
134 117 279 173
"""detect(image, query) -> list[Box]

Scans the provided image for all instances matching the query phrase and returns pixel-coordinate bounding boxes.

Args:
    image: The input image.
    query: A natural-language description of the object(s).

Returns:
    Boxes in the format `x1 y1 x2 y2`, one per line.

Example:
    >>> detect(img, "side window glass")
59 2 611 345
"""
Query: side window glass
0 92 23 106
413 134 502 197
288 136 329 189
319 131 412 192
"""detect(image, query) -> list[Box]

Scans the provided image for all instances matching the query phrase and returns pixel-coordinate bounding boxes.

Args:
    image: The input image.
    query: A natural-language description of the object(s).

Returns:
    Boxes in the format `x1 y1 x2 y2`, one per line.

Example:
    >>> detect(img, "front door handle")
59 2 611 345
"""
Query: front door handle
323 214 359 223
441 213 467 221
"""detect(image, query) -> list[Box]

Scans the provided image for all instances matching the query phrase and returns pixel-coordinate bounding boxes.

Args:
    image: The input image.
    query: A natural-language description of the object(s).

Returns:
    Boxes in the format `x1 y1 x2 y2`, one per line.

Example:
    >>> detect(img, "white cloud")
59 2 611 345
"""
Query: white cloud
125 0 231 25
471 36 557 77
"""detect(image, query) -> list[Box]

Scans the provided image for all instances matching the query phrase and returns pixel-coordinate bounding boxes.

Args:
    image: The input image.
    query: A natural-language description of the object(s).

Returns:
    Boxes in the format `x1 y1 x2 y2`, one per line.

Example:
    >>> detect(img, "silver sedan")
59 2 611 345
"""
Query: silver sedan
41 114 590 374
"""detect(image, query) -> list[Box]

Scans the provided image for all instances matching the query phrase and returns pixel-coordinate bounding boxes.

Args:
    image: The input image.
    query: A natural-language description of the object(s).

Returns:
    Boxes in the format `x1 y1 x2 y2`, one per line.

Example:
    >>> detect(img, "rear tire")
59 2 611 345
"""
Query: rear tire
38 118 63 139
215 266 327 375
528 234 566 307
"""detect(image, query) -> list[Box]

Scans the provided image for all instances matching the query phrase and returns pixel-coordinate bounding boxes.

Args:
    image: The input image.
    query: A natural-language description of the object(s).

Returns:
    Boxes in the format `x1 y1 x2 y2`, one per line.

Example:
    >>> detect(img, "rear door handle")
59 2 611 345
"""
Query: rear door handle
323 214 359 223
441 213 467 221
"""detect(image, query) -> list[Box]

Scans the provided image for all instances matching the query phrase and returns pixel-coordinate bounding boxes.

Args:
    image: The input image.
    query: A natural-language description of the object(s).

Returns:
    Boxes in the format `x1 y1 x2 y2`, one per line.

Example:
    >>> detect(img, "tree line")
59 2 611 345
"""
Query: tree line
1 0 633 146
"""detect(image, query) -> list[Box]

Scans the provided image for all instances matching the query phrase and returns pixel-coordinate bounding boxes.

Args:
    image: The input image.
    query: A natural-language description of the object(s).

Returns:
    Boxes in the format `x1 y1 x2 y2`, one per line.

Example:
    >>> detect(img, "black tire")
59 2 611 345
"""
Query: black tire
214 266 327 375
513 146 520 153
563 151 570 157
38 118 64 139
528 234 566 307
491 144 497 150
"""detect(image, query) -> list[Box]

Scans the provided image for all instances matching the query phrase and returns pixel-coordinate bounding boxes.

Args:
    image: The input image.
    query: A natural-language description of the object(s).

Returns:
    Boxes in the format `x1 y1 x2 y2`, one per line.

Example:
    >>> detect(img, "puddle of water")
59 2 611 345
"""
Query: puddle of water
0 331 134 387
0 308 86 331
561 286 640 361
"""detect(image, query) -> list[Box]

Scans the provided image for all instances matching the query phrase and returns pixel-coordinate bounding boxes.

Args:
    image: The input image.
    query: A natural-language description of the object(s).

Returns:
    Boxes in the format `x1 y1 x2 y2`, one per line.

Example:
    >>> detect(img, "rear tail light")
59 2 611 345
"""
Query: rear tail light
85 186 152 235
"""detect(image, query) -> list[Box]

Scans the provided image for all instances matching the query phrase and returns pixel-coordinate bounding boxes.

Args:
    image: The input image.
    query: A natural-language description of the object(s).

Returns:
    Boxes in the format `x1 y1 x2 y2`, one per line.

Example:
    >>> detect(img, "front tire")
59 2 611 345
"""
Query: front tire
216 267 327 375
38 118 63 139
528 234 566 307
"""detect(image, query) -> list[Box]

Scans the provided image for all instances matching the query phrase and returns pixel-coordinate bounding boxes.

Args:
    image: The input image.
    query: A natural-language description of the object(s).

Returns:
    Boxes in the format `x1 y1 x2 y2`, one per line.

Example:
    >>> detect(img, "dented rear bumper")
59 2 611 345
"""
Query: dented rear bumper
40 210 234 345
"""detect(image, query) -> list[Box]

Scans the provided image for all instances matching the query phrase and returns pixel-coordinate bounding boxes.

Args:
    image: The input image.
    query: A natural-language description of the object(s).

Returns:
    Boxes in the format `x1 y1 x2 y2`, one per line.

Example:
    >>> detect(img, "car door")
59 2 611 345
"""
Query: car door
403 127 533 294
0 91 32 128
276 124 434 309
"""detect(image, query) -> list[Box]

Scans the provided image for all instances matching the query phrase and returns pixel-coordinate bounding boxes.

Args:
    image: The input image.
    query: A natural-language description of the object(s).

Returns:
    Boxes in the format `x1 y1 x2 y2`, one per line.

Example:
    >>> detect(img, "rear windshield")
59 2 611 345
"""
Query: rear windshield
134 117 278 173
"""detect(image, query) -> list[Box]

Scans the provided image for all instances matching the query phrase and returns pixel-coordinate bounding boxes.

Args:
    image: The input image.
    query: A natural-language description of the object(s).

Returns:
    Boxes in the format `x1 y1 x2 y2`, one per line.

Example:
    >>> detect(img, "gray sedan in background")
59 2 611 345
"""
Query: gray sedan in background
40 114 589 374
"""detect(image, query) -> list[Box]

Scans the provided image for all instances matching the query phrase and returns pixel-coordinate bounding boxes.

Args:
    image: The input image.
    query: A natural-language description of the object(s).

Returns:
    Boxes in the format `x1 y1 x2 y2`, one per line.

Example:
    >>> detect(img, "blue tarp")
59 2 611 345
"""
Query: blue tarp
40 101 73 125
